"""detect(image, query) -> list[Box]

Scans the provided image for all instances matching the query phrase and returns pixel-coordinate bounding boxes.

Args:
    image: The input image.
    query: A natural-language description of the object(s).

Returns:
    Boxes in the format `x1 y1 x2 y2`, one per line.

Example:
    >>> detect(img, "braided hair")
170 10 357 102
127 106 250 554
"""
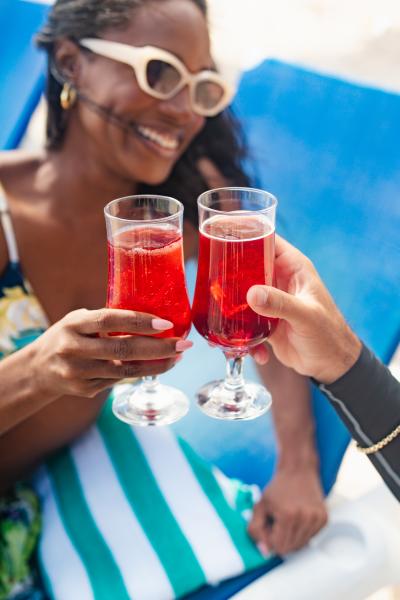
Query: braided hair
36 0 250 225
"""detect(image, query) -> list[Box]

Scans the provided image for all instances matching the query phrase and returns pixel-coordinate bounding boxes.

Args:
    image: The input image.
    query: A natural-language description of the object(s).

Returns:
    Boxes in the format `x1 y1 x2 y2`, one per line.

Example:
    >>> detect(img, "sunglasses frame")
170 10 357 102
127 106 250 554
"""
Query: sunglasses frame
79 38 233 117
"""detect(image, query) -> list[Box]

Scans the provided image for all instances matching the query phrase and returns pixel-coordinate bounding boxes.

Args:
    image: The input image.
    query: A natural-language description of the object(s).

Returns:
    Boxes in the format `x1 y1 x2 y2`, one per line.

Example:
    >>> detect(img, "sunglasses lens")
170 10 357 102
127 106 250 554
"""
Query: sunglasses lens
146 59 182 95
194 80 225 112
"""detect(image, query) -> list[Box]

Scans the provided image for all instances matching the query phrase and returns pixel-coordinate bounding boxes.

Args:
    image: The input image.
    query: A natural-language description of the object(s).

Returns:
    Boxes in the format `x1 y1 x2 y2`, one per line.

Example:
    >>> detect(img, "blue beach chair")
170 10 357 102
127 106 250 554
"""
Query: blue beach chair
0 0 47 149
2 1 400 598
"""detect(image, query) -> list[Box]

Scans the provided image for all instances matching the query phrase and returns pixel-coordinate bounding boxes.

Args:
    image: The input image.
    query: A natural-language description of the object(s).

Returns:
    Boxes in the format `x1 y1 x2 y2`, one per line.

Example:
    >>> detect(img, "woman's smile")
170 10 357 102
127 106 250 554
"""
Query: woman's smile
132 122 184 158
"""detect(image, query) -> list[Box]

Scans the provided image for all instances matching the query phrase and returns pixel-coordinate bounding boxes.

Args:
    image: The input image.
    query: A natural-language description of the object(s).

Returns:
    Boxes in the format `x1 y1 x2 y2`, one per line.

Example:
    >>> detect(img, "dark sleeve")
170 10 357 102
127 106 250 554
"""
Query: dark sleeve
314 343 400 501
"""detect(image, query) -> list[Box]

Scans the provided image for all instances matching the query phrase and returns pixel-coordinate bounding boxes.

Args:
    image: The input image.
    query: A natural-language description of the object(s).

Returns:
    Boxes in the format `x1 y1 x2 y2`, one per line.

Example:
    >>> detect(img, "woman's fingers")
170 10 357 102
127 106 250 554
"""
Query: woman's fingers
66 308 173 336
268 513 297 555
81 357 180 380
68 335 193 362
297 511 328 549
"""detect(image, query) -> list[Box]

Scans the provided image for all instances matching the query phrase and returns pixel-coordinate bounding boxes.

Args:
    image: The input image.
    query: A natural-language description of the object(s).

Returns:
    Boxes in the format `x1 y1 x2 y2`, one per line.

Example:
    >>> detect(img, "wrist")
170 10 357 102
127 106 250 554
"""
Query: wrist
315 326 362 385
0 343 59 436
277 455 319 475
277 434 319 473
27 341 59 402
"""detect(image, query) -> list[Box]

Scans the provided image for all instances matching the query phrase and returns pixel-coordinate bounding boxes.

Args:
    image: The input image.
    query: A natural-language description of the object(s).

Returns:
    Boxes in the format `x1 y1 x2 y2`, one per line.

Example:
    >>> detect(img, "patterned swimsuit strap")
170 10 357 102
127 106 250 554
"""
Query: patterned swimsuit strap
0 184 20 264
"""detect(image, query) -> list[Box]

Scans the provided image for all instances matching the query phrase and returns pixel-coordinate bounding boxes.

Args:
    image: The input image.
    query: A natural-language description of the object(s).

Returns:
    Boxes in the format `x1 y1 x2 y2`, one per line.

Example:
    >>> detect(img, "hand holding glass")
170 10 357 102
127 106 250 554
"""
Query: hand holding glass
192 187 278 420
104 195 191 426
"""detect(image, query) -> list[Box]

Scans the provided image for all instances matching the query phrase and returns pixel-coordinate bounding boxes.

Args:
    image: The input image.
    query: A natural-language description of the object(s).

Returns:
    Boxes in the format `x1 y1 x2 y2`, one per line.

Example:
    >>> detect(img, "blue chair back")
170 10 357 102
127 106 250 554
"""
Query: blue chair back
0 0 48 149
236 60 400 365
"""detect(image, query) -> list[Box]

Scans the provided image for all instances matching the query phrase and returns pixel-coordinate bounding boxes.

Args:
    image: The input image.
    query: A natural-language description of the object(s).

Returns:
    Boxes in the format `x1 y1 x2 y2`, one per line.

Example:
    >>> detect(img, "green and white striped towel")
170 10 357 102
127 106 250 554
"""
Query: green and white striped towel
34 393 270 600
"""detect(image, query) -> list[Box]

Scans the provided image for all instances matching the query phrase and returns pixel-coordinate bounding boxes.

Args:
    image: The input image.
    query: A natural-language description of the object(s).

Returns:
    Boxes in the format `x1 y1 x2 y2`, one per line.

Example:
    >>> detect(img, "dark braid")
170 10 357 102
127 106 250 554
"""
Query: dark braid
36 0 250 225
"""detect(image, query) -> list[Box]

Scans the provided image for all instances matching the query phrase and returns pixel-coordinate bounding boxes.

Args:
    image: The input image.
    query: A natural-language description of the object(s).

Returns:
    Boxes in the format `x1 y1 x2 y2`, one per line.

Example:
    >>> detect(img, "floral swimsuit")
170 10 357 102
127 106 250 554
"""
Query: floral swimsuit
0 187 48 359
0 186 48 599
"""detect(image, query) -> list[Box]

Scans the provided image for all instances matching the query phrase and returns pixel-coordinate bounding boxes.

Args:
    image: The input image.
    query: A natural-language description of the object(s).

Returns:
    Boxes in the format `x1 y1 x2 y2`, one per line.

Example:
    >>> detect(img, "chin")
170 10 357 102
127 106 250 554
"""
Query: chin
130 163 176 187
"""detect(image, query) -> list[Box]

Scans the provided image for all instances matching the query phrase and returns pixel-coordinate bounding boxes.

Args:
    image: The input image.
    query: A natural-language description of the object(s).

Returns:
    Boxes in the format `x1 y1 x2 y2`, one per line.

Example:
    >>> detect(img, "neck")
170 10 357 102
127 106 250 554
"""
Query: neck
39 123 137 220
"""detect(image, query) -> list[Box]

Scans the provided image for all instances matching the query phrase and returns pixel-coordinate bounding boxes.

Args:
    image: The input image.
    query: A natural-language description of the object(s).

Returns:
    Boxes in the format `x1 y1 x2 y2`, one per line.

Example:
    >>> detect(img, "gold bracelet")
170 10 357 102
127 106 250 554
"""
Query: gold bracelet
356 424 400 455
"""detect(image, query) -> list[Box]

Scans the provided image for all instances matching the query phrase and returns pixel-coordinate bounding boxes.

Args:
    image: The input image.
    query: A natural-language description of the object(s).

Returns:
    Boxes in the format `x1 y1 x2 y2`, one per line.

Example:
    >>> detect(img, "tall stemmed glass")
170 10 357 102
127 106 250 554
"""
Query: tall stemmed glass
104 195 191 426
192 187 278 420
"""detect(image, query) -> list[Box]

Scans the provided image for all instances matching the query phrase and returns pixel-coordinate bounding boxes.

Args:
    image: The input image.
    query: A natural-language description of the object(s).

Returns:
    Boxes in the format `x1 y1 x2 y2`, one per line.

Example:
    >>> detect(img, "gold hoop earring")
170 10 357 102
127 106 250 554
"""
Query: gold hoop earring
60 82 77 110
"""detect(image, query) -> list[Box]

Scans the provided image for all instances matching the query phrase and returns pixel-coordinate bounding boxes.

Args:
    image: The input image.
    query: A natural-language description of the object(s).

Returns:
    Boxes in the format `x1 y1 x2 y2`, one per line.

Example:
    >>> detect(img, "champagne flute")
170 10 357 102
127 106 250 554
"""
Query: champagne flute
192 187 278 420
104 195 191 426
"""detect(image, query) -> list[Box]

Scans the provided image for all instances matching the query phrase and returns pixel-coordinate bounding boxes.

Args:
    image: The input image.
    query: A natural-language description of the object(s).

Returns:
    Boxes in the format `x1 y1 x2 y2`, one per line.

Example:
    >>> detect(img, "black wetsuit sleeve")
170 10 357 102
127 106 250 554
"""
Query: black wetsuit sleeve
315 343 400 501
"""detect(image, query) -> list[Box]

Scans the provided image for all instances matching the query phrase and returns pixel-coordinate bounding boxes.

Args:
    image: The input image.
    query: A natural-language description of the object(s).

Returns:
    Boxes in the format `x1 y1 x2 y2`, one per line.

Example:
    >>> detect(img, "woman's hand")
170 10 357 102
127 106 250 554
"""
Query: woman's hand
29 308 191 400
248 465 328 556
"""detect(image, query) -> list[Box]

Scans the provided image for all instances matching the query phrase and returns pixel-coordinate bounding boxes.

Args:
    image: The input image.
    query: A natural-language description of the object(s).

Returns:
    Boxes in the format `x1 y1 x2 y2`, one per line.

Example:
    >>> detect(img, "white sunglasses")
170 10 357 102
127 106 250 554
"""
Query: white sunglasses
79 38 234 117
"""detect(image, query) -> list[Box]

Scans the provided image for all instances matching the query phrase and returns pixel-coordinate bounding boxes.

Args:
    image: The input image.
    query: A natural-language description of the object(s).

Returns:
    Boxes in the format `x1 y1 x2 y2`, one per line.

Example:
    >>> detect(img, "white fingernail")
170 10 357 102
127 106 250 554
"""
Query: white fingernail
152 318 173 331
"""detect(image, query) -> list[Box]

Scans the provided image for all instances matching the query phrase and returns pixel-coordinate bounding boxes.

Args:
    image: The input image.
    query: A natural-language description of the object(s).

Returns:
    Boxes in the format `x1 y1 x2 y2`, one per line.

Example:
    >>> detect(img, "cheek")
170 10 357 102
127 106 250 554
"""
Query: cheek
109 78 152 112
185 115 206 147
76 80 152 147
194 115 206 136
81 62 152 117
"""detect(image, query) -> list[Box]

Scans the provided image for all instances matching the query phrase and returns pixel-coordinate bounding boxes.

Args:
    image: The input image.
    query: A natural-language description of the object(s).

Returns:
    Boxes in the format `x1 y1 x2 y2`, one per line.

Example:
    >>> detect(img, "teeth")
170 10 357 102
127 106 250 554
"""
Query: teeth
137 125 179 150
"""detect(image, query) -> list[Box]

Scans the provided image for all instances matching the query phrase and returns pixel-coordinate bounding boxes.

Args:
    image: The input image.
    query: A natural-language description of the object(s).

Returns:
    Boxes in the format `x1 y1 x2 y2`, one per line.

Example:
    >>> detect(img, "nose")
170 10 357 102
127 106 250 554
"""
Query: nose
159 85 196 124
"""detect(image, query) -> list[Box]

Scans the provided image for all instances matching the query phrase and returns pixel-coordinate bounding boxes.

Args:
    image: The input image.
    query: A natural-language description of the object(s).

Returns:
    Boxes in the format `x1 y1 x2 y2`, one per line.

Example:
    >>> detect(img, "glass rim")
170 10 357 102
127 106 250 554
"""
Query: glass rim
197 186 278 215
104 194 184 224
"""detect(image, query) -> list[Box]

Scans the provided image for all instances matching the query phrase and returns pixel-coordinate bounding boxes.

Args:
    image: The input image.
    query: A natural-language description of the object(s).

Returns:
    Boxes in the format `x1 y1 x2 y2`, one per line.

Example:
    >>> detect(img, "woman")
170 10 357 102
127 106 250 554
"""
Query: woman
0 0 327 597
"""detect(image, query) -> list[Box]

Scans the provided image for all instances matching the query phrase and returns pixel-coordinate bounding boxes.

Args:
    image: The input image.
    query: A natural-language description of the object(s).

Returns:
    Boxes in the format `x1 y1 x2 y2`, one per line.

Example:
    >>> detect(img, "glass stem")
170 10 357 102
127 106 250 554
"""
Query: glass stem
224 355 245 393
141 375 160 393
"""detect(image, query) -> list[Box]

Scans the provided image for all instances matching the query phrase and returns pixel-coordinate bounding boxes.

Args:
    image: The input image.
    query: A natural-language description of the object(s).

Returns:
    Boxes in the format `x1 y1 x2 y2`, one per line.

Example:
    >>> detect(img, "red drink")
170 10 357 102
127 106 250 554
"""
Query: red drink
107 224 191 338
192 215 277 352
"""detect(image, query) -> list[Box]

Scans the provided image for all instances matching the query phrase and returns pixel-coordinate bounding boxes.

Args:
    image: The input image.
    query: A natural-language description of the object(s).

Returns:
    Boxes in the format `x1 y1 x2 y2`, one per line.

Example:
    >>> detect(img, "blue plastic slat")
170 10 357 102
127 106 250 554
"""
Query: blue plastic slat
185 558 282 600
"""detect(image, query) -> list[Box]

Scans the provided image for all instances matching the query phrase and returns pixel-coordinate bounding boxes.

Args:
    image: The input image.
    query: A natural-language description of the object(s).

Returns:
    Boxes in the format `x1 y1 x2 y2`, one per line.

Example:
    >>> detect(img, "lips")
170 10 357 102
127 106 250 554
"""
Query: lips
133 123 182 153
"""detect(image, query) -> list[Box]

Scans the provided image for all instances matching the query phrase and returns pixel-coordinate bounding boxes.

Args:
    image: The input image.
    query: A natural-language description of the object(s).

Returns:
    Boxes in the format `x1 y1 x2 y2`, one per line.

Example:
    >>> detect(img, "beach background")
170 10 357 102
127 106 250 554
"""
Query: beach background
209 0 400 93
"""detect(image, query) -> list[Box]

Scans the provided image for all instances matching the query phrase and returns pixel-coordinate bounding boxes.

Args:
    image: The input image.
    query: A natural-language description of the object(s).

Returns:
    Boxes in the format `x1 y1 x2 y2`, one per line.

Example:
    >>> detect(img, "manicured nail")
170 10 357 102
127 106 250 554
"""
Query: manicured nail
176 340 194 352
175 354 183 363
152 318 174 331
249 286 268 306
257 542 270 557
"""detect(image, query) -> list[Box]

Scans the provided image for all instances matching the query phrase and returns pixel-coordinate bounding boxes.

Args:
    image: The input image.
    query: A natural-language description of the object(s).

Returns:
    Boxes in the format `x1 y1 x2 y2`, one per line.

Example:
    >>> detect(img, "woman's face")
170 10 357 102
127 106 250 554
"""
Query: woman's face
66 0 210 185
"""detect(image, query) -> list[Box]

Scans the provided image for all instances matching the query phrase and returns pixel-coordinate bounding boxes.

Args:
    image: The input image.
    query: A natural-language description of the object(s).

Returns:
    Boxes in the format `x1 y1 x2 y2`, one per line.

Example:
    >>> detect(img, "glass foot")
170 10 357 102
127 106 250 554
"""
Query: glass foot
197 379 272 421
112 382 189 426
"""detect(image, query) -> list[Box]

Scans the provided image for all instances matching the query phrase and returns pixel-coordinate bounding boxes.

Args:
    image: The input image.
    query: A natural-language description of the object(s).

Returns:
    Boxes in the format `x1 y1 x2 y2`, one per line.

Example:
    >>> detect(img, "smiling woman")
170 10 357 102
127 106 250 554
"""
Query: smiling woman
0 0 256 597
35 0 248 216
0 0 327 598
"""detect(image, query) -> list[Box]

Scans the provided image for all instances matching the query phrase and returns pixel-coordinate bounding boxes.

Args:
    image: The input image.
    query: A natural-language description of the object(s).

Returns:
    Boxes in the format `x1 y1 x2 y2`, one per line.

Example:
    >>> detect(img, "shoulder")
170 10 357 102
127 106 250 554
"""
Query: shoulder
0 150 43 191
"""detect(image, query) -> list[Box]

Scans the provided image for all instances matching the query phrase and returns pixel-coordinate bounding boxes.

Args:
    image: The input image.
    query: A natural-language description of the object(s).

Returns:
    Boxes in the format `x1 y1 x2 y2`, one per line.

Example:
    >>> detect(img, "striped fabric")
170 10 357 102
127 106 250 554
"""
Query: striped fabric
34 391 270 600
